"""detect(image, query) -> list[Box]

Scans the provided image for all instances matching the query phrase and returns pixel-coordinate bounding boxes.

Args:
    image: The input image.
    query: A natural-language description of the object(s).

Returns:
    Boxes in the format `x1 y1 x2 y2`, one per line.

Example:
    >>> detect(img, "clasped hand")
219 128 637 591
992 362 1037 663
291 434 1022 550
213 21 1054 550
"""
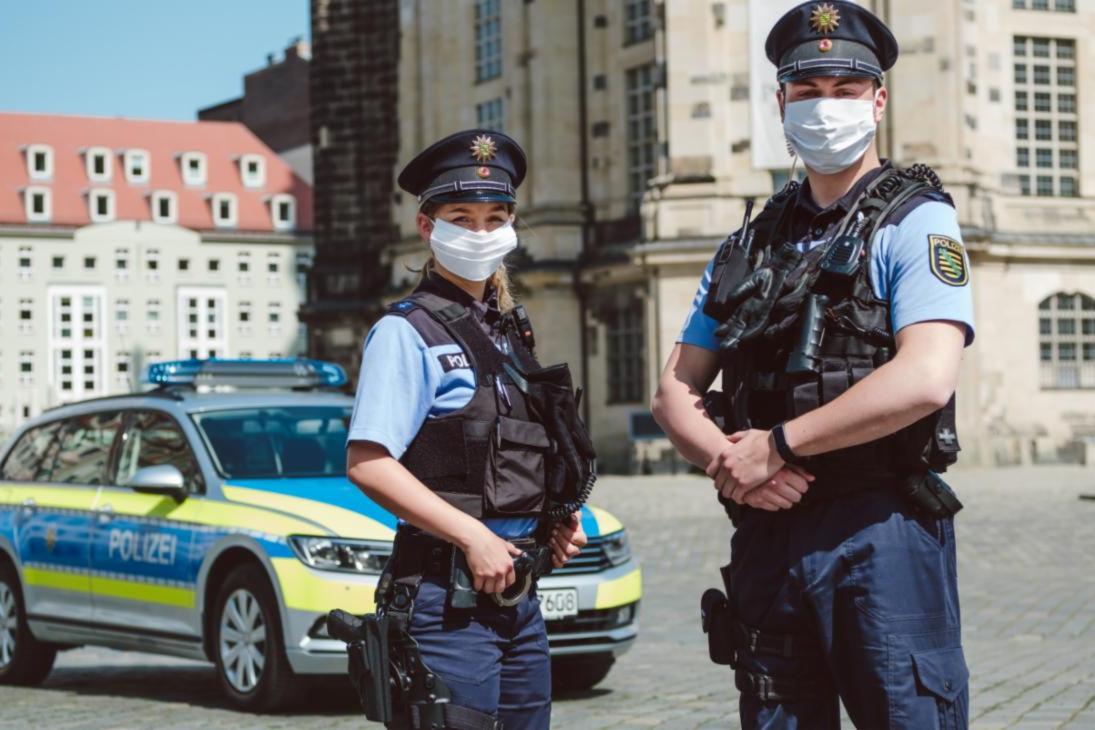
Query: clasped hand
705 429 814 510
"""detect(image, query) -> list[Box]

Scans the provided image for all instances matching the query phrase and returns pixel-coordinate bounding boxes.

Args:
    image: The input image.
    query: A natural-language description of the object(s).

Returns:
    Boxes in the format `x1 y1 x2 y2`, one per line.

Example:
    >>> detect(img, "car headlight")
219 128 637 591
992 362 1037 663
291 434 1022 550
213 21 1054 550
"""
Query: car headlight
601 530 631 567
289 536 392 574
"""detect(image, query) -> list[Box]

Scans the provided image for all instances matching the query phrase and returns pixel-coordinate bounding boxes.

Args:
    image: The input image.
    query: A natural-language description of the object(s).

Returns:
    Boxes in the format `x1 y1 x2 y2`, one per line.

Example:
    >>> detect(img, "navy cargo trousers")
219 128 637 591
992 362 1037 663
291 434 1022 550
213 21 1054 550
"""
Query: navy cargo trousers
405 577 551 729
729 487 969 729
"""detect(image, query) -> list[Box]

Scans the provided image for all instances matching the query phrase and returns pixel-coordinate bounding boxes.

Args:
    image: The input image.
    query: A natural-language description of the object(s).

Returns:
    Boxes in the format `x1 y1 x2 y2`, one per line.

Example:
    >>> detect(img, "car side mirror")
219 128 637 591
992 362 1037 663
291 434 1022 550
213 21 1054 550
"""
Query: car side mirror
125 465 188 502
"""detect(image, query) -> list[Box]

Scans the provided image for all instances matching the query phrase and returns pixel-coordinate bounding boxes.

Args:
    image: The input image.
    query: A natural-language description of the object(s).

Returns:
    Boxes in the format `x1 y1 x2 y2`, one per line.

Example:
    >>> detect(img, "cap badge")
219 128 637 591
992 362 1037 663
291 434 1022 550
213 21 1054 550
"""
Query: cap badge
477 166 491 179
809 3 841 34
818 38 833 53
470 134 498 163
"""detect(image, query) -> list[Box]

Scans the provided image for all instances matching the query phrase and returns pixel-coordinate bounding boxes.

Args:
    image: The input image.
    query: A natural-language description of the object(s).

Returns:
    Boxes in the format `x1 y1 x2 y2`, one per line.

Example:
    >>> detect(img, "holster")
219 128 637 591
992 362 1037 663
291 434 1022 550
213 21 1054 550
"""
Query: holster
700 563 738 666
328 609 394 724
900 471 964 518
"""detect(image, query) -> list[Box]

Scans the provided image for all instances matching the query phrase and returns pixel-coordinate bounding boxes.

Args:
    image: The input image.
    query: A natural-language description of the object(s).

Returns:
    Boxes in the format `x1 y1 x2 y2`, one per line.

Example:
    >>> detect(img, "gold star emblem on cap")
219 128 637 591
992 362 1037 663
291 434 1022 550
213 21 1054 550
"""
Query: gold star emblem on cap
470 134 498 163
810 3 841 34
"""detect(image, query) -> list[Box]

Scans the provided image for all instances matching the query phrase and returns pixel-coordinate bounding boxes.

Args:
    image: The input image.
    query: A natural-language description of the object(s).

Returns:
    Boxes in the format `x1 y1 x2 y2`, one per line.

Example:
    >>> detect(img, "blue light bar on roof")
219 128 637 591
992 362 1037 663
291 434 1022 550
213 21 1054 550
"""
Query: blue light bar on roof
141 358 348 389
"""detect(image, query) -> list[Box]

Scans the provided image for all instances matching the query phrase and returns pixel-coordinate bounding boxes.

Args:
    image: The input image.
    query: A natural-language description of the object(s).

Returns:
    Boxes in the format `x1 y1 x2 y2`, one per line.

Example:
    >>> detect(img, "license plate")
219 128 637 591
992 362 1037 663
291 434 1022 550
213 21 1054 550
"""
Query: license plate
538 588 579 620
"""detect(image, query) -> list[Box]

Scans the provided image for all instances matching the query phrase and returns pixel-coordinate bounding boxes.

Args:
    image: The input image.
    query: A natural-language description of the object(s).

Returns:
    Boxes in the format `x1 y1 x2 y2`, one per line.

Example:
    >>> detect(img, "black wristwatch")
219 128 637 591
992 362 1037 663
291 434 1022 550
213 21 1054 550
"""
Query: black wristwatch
771 422 803 465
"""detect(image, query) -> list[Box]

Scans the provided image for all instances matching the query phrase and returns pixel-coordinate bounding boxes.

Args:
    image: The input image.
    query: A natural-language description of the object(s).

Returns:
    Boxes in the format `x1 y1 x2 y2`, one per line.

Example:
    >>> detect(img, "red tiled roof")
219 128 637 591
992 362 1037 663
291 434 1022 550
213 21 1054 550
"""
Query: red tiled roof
0 112 312 233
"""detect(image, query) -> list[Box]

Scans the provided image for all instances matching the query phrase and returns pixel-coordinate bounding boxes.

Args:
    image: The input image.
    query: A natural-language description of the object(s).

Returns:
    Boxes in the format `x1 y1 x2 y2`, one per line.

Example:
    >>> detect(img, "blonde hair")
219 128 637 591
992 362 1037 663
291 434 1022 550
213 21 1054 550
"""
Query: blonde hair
417 201 517 312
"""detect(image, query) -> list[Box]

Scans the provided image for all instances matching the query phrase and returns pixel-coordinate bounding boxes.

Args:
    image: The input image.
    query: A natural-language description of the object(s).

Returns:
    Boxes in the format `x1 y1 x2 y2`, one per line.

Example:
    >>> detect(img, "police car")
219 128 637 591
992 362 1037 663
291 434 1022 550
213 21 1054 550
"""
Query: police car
0 360 641 711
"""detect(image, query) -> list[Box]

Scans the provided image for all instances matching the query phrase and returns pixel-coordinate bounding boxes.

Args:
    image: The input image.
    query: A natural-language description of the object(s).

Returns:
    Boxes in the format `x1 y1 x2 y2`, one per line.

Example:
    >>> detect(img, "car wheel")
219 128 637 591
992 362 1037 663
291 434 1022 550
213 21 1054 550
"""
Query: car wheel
0 561 57 686
551 653 615 693
213 563 302 712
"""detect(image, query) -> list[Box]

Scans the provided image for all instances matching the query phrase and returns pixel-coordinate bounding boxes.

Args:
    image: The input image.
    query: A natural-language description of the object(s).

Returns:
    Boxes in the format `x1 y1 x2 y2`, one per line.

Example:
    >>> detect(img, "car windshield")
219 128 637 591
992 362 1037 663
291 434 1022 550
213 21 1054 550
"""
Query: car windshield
193 406 352 479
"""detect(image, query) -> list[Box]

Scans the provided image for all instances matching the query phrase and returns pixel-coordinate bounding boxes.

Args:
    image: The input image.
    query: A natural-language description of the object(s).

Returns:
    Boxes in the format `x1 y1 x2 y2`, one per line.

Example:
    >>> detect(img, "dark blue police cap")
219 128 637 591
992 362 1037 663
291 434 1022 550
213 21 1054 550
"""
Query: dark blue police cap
765 1 898 85
397 129 527 207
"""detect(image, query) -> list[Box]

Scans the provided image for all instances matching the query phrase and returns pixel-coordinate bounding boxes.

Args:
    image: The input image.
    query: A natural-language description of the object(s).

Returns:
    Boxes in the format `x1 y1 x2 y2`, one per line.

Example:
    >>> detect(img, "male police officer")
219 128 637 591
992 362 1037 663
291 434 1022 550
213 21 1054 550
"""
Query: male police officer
653 2 974 728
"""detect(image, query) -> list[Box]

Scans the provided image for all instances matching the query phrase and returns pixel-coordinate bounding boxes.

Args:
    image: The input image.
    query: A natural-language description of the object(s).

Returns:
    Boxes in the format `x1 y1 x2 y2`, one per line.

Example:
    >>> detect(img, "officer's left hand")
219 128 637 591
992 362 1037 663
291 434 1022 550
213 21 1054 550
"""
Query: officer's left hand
706 429 808 503
549 511 587 568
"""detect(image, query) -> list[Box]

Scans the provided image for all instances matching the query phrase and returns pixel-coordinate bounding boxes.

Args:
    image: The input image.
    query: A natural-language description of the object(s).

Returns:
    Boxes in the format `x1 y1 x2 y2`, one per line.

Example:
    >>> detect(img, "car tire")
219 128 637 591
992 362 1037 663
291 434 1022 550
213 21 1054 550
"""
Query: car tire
0 561 57 686
213 563 303 712
551 653 615 693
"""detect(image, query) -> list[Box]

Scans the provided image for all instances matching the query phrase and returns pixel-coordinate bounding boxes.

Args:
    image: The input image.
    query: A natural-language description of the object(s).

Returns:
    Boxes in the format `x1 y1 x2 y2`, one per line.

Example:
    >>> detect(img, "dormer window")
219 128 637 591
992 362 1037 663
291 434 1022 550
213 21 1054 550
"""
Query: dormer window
24 187 51 223
270 193 296 231
240 154 265 188
181 152 207 186
212 193 238 228
89 189 116 223
124 148 150 184
86 147 112 182
151 190 177 224
26 144 53 180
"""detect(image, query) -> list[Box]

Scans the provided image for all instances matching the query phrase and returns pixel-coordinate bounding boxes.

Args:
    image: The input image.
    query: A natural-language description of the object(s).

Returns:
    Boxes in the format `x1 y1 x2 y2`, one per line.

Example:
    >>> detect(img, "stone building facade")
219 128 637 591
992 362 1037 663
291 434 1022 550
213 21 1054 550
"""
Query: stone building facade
331 0 1095 470
301 0 402 374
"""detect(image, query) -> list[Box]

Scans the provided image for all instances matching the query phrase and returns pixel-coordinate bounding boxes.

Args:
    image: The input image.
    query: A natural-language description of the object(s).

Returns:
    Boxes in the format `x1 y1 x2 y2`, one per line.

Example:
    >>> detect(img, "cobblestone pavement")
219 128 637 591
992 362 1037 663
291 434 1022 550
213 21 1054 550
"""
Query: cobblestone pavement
1 467 1094 729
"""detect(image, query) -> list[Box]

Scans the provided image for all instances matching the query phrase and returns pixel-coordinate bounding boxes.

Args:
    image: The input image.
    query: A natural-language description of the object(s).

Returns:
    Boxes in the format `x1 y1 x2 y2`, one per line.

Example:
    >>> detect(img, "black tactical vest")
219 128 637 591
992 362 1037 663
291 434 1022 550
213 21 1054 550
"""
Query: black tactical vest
709 166 961 483
386 280 551 520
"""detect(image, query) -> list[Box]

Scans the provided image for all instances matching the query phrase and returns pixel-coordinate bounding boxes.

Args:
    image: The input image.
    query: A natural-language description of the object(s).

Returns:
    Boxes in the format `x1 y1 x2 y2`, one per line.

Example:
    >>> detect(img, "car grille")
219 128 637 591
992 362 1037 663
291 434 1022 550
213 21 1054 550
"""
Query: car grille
545 603 639 634
550 534 613 575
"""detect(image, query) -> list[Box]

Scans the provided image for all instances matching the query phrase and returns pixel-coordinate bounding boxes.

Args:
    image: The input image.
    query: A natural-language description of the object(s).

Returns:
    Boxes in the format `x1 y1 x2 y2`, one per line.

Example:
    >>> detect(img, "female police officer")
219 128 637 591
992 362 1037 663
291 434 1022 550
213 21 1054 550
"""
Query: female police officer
344 129 590 730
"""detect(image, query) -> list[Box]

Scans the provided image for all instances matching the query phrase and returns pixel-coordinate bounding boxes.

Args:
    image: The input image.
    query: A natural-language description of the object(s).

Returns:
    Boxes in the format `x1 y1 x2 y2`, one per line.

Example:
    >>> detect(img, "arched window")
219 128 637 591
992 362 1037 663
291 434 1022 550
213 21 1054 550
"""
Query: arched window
1038 292 1095 389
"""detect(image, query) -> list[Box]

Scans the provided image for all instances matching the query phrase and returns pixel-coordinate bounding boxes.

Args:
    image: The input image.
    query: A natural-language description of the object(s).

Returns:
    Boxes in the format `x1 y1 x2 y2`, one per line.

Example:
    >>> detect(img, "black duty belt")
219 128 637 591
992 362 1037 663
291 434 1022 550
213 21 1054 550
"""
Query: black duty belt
391 527 549 608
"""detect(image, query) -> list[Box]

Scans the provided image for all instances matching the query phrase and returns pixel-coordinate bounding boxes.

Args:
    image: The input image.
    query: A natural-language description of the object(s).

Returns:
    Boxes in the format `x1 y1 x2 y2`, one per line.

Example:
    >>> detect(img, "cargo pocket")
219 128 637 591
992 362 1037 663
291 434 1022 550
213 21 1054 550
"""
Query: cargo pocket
911 646 969 730
484 416 549 515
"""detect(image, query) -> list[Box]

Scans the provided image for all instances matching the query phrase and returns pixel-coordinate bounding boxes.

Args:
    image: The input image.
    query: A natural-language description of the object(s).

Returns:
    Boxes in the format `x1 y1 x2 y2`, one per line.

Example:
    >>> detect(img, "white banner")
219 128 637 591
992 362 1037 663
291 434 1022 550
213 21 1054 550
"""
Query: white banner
748 0 802 170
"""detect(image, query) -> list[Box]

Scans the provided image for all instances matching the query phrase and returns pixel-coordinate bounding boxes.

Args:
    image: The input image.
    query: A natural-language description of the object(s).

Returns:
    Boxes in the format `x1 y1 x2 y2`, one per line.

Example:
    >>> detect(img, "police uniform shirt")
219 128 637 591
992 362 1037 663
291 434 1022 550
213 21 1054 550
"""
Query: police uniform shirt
679 164 976 351
347 275 538 539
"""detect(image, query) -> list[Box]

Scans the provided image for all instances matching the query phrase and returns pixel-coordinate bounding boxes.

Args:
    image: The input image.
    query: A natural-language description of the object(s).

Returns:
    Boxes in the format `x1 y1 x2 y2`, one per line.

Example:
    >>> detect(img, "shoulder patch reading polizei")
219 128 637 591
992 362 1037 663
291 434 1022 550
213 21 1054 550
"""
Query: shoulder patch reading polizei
928 235 969 287
438 352 471 372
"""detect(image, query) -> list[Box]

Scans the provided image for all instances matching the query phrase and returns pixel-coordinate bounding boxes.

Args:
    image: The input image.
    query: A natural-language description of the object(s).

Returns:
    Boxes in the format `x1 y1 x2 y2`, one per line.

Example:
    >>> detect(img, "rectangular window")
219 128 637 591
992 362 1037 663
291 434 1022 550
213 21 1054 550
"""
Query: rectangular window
27 145 52 180
237 252 251 284
181 152 207 186
87 189 115 223
1017 148 1030 167
84 256 96 270
86 147 111 182
605 298 645 403
1012 35 1080 199
152 191 176 224
19 351 33 385
177 289 226 359
270 194 296 231
147 299 162 334
1019 174 1032 196
624 0 653 45
115 351 132 390
52 255 64 270
124 149 149 183
239 154 266 188
145 248 160 281
212 193 237 228
115 298 129 333
209 258 221 273
474 0 502 82
239 301 253 335
26 189 50 222
18 246 32 280
475 97 505 132
626 63 657 211
48 288 105 400
178 258 190 272
18 299 33 334
266 253 282 285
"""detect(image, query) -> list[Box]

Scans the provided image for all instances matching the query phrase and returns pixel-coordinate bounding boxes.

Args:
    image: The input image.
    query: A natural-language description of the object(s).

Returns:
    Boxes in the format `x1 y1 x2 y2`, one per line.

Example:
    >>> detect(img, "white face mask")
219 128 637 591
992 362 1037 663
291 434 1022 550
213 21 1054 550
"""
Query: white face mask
783 97 878 174
429 217 518 282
